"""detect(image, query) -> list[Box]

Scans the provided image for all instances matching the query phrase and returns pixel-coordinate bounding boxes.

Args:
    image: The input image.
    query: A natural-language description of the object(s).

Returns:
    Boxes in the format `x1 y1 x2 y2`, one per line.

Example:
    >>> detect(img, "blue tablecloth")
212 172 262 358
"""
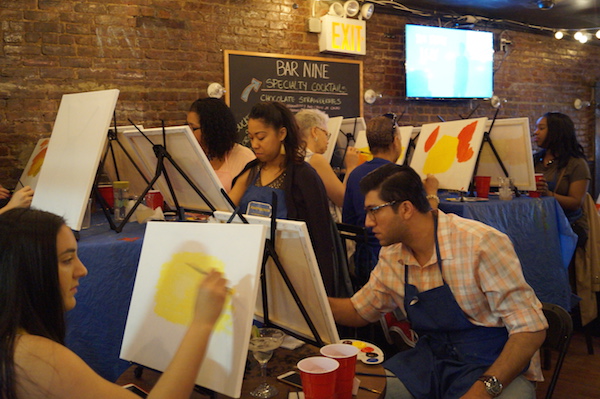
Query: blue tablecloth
66 196 577 382
65 213 146 382
438 194 577 310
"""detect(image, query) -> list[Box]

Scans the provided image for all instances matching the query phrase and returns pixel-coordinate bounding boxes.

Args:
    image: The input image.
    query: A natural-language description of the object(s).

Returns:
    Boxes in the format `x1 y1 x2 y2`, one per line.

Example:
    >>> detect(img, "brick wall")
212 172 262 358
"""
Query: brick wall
1 0 599 187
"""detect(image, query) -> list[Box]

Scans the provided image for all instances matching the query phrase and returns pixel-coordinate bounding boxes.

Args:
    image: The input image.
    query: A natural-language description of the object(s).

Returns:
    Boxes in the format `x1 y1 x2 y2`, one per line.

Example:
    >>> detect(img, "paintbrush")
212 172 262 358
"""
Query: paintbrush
184 263 233 293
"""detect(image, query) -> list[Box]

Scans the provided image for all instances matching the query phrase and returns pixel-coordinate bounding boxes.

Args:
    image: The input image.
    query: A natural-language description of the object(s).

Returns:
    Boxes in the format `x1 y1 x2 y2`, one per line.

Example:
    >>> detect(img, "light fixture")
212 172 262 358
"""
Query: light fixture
579 33 590 43
328 2 345 17
573 99 591 110
554 31 564 40
574 31 583 41
364 89 382 104
343 1 360 18
207 82 225 99
537 0 554 10
359 3 375 20
490 95 507 109
596 30 600 39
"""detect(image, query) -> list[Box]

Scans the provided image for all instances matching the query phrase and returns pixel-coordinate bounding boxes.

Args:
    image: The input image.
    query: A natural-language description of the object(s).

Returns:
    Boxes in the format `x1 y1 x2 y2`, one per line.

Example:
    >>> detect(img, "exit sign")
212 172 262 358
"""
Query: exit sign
319 15 366 56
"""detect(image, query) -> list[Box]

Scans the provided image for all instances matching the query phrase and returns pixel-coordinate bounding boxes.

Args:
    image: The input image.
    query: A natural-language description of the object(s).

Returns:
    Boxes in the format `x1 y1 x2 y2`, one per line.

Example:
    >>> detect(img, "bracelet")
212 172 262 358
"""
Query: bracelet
426 194 440 203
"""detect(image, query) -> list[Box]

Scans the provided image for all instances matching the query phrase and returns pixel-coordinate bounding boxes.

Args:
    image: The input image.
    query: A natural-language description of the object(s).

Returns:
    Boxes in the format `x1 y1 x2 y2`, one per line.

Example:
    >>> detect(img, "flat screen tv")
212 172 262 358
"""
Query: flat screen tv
405 24 494 100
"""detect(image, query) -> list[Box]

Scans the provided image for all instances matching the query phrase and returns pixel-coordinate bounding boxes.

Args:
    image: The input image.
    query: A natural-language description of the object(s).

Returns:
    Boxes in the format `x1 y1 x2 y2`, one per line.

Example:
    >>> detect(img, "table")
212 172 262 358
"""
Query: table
116 343 386 398
66 213 147 382
438 194 577 310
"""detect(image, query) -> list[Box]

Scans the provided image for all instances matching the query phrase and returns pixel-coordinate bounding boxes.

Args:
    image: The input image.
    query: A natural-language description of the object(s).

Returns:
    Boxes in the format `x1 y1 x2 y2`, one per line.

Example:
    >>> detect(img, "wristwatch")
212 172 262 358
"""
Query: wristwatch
477 375 503 397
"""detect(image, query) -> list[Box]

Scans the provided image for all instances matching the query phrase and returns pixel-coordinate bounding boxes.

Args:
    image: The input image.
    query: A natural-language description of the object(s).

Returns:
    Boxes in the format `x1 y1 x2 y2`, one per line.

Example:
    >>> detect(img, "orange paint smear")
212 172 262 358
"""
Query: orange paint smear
456 121 477 163
424 126 439 152
28 147 47 177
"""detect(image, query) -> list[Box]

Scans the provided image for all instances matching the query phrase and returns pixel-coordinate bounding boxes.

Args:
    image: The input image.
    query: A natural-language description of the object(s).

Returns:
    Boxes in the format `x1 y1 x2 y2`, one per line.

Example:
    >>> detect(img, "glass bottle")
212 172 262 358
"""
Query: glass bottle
113 181 130 221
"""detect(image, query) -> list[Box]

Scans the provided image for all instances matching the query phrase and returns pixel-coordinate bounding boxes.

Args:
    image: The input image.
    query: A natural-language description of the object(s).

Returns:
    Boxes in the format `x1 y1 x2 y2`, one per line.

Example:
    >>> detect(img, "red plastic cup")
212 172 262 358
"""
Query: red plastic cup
474 176 491 198
320 344 359 399
529 173 544 198
144 190 164 210
98 184 114 209
297 357 339 399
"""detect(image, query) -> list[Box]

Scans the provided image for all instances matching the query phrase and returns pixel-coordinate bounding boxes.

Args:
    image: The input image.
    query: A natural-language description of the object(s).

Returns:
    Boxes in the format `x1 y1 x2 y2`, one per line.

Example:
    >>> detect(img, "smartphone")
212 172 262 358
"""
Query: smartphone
122 383 149 398
277 370 303 389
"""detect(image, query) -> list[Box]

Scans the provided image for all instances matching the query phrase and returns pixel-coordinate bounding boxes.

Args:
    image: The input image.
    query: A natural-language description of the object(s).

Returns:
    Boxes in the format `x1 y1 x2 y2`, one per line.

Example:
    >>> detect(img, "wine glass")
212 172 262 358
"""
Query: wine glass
248 327 285 398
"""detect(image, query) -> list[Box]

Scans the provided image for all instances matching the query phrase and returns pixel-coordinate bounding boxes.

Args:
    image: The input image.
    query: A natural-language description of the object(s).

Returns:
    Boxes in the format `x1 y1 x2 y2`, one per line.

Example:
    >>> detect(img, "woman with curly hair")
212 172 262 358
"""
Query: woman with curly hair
187 98 255 192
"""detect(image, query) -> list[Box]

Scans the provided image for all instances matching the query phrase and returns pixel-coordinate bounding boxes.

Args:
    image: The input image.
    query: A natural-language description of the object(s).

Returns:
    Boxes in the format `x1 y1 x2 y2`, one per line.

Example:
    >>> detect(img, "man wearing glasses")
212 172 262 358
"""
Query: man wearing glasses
329 163 547 399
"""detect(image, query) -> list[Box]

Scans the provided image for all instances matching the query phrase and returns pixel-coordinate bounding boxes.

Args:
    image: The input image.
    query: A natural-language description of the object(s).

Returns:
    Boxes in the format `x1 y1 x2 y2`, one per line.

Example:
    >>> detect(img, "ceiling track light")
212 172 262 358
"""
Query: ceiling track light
537 0 555 10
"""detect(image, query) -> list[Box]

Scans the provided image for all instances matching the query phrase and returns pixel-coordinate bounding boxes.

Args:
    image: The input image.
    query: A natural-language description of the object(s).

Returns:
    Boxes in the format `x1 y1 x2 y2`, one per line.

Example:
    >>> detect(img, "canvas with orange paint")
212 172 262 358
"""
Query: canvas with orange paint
120 221 267 398
409 118 488 191
18 138 50 190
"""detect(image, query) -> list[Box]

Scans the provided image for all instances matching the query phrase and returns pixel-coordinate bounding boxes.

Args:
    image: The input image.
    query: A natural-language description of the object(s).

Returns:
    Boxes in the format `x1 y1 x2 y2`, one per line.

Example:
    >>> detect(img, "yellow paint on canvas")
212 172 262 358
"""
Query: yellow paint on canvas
358 146 372 163
154 252 233 334
423 135 458 174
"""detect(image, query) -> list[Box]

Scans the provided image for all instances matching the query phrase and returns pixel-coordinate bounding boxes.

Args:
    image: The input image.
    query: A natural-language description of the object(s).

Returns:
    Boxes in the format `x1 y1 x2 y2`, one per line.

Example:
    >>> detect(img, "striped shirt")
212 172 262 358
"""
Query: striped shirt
351 210 548 380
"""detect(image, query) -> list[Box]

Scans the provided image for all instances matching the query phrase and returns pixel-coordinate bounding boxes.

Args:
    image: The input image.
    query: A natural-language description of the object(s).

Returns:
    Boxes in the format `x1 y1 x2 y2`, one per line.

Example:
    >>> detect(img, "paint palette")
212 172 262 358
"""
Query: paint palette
340 339 384 365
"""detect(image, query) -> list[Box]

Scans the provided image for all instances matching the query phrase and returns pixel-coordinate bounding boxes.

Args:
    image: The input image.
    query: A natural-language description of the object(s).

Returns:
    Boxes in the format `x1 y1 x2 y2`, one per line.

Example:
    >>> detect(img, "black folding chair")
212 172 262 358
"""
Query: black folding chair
540 302 573 399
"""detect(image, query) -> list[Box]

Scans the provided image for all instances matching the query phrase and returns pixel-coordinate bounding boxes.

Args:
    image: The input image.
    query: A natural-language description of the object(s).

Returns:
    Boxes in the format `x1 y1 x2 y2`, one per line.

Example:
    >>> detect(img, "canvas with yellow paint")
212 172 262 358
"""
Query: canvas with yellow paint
409 117 488 191
120 221 267 398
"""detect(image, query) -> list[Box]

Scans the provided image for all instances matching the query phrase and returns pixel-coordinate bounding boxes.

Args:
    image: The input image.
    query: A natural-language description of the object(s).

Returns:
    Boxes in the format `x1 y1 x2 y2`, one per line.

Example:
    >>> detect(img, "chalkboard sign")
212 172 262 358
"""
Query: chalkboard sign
225 50 363 136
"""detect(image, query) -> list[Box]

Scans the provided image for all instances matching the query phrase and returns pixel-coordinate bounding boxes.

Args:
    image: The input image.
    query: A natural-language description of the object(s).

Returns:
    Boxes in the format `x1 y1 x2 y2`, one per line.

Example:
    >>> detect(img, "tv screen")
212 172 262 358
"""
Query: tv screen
405 24 494 100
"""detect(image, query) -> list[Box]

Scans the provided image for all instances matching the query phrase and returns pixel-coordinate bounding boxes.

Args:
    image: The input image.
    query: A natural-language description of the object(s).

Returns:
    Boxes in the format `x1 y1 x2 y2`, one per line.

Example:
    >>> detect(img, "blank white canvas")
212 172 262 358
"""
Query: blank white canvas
324 116 343 163
120 222 267 398
212 211 340 345
31 89 119 230
101 125 151 197
410 117 488 191
122 125 233 213
476 117 536 190
395 126 413 165
339 117 366 145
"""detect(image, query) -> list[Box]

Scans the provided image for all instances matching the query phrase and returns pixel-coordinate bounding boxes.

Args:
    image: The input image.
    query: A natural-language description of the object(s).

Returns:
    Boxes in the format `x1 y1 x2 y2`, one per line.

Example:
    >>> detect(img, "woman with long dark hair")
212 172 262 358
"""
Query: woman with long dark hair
0 208 227 399
229 102 350 296
533 112 590 229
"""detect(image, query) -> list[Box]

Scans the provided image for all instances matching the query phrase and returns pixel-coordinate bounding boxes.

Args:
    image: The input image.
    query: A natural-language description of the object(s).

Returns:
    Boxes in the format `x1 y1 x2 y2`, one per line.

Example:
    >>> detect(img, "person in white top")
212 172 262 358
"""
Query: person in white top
0 184 33 215
0 208 228 399
295 109 359 208
187 98 255 192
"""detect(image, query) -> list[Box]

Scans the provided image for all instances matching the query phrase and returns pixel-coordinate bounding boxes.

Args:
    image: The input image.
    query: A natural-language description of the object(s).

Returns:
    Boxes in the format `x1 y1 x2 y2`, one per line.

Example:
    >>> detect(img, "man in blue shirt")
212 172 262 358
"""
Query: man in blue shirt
342 115 402 286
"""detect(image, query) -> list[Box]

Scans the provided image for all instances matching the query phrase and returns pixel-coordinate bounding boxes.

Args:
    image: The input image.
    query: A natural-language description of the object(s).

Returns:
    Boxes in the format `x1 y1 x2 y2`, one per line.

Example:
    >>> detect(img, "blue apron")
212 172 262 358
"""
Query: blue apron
238 171 287 219
384 212 509 399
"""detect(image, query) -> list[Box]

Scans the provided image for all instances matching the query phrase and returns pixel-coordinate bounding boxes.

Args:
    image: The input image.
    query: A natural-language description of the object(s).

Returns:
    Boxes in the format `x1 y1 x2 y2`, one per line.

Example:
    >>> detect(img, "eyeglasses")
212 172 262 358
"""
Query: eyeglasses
383 113 398 141
316 126 331 140
364 200 399 220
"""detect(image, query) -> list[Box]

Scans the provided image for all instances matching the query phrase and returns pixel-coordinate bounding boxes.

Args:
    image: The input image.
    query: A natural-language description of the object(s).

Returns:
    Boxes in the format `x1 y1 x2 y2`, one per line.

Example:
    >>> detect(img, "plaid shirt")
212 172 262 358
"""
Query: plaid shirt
351 210 548 380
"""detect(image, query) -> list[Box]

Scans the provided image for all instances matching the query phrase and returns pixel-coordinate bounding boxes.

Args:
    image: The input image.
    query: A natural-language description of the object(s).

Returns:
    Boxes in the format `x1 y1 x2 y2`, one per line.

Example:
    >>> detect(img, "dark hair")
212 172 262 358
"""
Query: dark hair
0 208 67 399
248 101 304 165
359 163 431 213
188 98 238 159
540 112 586 169
366 116 396 152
